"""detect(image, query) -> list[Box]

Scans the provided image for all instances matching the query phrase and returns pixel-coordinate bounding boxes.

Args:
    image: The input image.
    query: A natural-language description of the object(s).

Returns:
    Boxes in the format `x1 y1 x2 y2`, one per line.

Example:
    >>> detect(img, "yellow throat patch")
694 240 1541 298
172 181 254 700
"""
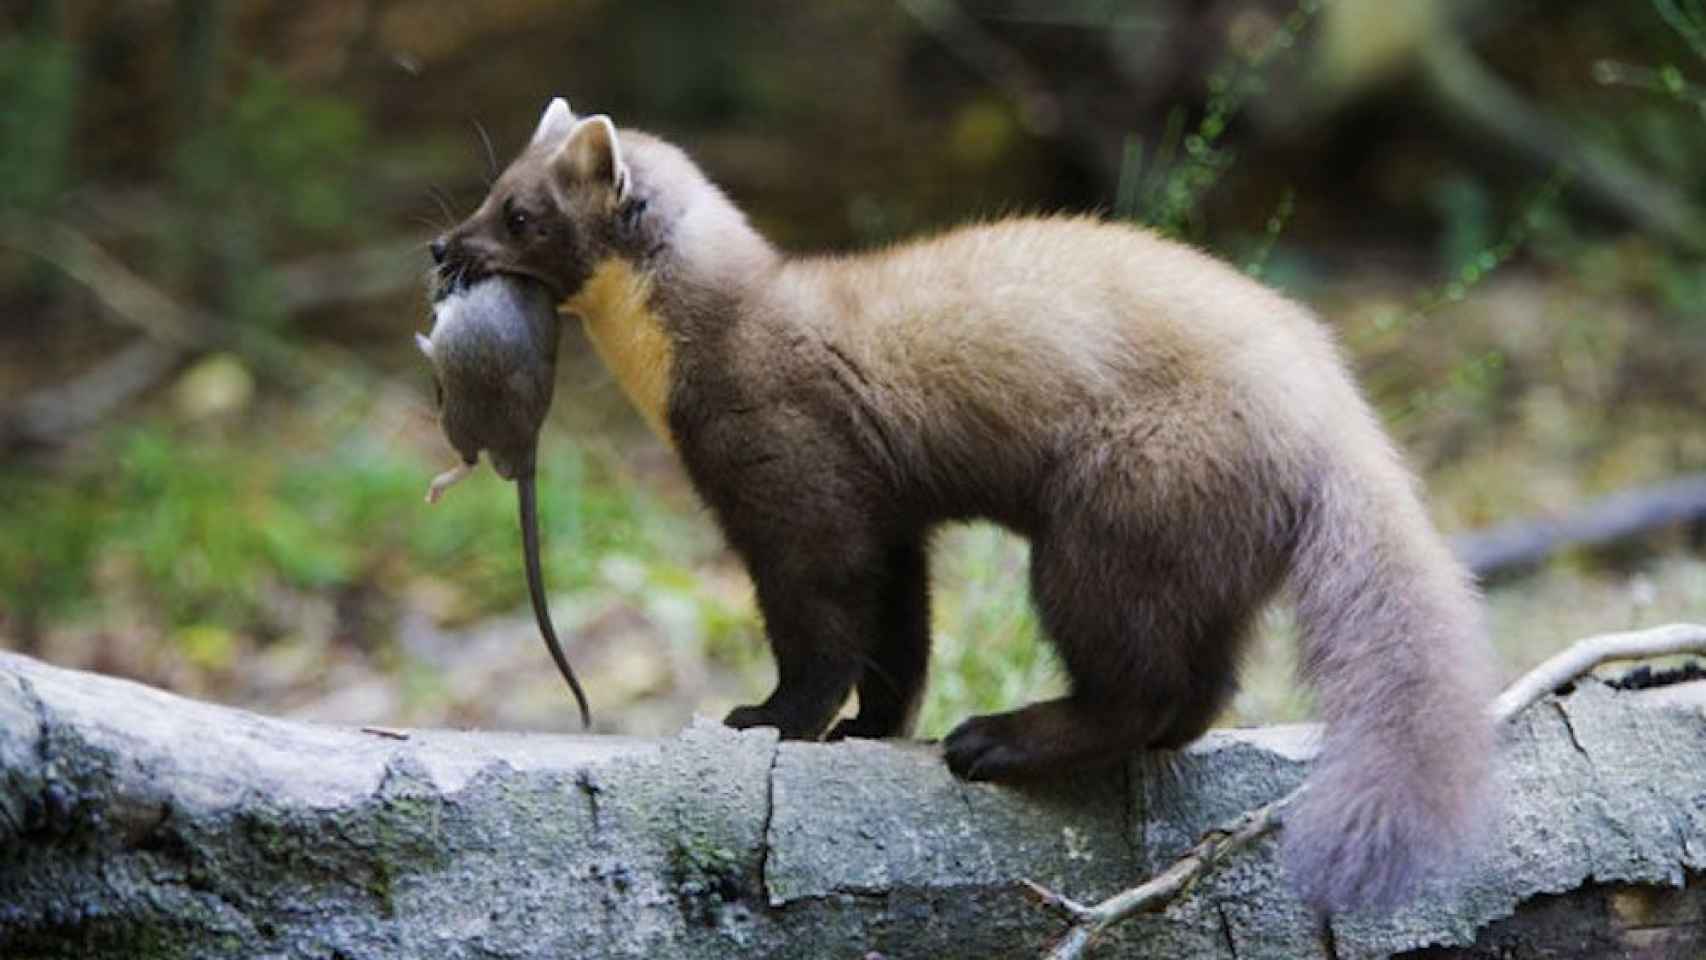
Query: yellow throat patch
562 258 674 444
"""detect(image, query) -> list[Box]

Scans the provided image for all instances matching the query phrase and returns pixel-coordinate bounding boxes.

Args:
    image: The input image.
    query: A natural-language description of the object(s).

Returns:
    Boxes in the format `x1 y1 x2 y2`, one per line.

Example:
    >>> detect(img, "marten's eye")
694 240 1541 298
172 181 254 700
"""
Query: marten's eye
504 202 529 237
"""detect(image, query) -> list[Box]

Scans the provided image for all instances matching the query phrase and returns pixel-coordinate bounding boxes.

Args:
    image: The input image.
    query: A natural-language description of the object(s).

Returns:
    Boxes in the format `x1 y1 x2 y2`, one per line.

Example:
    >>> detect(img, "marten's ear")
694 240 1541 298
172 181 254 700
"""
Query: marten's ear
553 115 630 202
530 97 577 148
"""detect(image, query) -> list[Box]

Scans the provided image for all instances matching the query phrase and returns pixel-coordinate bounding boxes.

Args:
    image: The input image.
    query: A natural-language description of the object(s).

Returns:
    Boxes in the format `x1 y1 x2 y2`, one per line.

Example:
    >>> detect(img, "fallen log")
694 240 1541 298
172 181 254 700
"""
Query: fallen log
2 651 1705 959
1453 473 1706 578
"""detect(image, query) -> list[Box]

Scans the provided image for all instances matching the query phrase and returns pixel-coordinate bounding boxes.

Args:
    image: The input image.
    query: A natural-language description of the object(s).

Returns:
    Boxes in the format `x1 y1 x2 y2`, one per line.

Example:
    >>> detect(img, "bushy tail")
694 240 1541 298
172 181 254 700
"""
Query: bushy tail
1283 455 1496 914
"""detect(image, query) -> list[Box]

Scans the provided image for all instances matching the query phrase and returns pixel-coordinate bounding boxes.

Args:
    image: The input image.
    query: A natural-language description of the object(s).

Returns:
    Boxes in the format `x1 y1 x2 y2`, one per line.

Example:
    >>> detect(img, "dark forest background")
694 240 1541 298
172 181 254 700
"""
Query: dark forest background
2 0 1704 736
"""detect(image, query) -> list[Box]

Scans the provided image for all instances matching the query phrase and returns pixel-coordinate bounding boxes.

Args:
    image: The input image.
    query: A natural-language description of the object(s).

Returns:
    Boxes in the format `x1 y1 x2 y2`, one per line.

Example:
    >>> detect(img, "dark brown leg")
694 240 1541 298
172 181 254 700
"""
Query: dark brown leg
943 519 1256 780
724 536 896 741
827 540 931 740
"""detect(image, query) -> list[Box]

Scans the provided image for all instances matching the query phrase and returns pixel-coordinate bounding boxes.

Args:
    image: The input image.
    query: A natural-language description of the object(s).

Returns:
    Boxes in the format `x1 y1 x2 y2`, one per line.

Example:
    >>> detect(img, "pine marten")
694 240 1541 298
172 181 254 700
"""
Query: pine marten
430 98 1496 914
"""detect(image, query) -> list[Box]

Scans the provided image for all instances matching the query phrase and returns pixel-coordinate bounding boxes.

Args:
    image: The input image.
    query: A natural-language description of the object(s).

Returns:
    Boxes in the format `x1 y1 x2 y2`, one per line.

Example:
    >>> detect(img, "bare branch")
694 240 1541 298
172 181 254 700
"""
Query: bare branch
0 214 417 444
1492 623 1706 723
273 237 429 312
0 339 187 447
1419 36 1706 255
1020 879 1093 924
0 217 215 444
0 217 210 347
1033 788 1300 959
1453 475 1706 578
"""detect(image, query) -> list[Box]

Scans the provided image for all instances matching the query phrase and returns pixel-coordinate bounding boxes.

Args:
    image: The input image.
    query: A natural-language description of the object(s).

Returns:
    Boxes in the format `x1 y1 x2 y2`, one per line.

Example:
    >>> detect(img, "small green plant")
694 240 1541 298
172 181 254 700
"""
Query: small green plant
1654 0 1706 73
916 525 1061 739
1586 0 1706 322
1243 187 1296 280
1116 0 1320 238
1355 172 1569 437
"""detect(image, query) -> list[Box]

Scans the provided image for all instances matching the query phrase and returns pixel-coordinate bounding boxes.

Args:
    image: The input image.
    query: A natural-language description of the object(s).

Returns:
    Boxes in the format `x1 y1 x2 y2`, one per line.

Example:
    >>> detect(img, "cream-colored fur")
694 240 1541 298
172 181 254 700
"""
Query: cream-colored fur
759 217 1347 489
564 257 674 444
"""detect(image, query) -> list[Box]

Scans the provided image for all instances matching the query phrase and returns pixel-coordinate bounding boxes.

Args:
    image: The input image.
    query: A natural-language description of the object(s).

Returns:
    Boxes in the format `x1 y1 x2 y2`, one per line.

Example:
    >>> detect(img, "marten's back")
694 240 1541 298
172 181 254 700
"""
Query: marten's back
770 217 1370 519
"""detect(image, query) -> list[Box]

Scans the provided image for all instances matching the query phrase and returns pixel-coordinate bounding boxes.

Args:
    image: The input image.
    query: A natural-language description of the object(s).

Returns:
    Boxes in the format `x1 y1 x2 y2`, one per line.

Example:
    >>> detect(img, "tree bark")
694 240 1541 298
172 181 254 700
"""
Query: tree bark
2 652 1705 959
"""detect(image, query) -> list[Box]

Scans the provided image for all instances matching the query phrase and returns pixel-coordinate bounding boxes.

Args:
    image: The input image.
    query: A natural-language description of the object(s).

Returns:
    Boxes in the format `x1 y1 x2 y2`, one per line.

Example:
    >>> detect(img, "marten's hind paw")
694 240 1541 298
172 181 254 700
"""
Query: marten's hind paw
945 698 1154 782
943 713 1035 781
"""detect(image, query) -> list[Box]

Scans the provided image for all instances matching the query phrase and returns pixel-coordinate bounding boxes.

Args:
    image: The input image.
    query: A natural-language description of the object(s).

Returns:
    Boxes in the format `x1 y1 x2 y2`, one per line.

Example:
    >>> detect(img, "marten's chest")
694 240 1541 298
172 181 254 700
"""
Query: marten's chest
561 258 674 445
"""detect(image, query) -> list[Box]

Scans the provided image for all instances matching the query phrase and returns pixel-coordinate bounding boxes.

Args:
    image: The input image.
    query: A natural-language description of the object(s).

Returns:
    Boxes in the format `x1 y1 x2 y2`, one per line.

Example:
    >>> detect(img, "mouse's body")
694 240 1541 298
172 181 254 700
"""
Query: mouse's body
416 274 591 727
418 275 559 485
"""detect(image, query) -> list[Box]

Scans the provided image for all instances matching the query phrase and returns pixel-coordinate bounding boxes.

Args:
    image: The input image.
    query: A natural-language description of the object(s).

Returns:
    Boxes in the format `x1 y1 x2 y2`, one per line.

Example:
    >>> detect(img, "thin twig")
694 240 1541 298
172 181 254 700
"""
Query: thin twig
1029 623 1706 959
0 217 210 445
0 217 209 346
1491 623 1706 723
1021 879 1093 923
1419 35 1706 255
1 339 187 448
0 214 410 444
1037 791 1298 960
272 237 429 312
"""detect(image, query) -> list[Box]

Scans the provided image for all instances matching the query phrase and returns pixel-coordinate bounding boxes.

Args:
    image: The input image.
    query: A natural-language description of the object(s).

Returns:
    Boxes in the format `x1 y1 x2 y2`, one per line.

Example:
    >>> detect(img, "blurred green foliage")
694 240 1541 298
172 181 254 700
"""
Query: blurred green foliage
1655 0 1706 73
1 8 369 339
1122 0 1320 238
168 68 368 335
175 68 366 236
0 413 681 638
0 33 75 213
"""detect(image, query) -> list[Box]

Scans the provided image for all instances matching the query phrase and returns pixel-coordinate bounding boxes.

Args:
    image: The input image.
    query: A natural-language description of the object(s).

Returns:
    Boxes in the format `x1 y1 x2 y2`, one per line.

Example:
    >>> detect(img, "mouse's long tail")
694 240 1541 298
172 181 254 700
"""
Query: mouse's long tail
518 471 592 728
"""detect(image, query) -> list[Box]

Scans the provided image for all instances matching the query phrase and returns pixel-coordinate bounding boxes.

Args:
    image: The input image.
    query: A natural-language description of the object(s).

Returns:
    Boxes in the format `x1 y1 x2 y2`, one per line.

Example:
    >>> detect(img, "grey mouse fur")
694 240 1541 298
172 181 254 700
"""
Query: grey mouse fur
417 274 591 728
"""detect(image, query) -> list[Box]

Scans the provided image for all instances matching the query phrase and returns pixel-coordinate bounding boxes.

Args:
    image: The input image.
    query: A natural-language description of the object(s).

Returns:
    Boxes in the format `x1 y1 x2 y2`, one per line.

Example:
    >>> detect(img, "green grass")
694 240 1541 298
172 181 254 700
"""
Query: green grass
0 404 692 644
916 525 1061 738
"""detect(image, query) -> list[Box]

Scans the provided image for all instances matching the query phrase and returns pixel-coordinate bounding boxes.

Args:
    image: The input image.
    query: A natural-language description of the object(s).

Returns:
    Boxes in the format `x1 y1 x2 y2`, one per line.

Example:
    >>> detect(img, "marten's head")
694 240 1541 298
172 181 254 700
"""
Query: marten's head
431 98 687 304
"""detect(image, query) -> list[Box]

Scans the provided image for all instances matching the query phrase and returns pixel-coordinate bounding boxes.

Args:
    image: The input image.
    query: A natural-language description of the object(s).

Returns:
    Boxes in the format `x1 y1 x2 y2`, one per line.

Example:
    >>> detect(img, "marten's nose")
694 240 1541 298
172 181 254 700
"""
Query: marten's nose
430 236 448 264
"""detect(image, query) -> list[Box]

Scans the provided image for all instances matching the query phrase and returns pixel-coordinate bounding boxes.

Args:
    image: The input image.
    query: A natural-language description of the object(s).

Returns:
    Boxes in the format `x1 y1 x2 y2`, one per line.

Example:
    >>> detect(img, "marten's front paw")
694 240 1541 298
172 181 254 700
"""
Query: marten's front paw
723 704 776 730
725 702 840 740
943 714 1033 781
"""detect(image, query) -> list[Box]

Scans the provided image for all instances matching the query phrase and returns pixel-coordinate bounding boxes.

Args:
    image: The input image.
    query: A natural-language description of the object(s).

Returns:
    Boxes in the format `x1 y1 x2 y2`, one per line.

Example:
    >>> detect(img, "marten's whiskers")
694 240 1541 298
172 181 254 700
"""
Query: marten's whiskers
426 186 459 227
472 118 499 186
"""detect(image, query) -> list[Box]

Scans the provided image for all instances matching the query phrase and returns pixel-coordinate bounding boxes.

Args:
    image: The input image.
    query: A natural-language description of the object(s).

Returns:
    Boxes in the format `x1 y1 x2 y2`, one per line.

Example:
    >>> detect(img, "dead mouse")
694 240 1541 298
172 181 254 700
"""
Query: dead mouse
416 273 591 728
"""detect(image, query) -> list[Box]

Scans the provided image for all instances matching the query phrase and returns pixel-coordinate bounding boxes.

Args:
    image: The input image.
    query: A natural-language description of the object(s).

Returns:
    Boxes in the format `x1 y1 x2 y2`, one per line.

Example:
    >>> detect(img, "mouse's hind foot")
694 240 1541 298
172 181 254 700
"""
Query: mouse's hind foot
426 460 476 504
